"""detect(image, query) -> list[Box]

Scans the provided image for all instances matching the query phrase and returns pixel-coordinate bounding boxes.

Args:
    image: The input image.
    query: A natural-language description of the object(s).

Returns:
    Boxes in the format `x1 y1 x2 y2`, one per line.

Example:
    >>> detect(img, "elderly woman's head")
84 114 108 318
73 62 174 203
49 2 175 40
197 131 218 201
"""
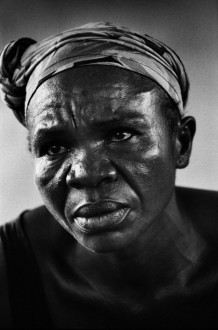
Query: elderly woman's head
0 23 195 253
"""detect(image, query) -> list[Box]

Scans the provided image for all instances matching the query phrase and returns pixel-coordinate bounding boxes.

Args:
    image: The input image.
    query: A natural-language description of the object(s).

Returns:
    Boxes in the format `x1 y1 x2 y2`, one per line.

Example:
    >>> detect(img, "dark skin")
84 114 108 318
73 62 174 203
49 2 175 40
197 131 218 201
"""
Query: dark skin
19 66 201 324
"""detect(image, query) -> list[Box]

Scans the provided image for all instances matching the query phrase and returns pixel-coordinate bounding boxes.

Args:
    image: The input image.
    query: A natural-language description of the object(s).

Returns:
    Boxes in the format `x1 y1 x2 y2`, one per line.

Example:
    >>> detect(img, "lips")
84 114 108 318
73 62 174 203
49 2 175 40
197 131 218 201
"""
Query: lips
72 201 130 233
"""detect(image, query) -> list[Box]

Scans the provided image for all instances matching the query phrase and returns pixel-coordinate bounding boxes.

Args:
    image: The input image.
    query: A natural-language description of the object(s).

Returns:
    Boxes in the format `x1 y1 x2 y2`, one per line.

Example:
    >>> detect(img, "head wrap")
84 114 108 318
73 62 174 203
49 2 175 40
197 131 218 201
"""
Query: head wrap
0 22 189 126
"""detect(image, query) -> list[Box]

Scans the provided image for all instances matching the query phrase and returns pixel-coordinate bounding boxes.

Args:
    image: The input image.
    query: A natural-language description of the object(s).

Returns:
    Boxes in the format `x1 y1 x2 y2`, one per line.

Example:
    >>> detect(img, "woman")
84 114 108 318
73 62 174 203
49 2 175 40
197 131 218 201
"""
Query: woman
0 22 217 329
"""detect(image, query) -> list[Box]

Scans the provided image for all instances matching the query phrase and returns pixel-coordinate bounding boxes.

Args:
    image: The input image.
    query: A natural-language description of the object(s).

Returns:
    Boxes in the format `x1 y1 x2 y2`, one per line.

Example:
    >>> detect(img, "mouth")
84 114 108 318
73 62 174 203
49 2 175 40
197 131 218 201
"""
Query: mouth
72 201 130 233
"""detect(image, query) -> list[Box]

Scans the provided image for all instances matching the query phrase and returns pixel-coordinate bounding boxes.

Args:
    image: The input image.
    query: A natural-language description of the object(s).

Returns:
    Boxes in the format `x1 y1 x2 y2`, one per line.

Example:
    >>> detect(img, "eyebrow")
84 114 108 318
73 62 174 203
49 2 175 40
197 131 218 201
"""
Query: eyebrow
90 112 149 128
32 112 150 143
31 126 69 148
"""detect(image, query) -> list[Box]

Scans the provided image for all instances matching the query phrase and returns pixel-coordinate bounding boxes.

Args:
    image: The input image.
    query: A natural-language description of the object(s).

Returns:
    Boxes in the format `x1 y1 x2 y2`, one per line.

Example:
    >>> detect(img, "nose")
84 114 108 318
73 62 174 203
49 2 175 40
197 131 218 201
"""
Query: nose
66 153 117 188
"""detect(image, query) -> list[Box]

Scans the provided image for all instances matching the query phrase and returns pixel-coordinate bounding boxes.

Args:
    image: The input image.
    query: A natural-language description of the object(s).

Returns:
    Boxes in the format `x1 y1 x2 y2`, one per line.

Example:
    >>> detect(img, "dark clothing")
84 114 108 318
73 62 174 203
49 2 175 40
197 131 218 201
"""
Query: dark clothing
0 213 52 328
1 187 218 329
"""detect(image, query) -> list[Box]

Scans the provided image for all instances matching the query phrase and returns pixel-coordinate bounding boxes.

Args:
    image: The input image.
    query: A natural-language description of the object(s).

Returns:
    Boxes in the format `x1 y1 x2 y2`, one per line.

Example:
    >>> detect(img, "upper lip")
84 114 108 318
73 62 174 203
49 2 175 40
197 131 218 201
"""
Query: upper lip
74 200 128 218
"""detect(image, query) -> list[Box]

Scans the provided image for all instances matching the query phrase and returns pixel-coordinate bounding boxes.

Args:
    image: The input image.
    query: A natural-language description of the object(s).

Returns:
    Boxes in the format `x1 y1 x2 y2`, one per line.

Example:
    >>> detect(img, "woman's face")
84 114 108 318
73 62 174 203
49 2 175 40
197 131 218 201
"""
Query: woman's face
27 66 177 253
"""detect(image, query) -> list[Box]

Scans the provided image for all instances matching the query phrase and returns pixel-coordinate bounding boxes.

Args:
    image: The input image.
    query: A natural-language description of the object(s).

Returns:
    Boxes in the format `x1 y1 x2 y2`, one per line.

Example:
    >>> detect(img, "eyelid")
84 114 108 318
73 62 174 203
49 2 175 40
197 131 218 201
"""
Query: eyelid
47 145 70 156
106 127 139 142
32 130 73 154
36 141 70 157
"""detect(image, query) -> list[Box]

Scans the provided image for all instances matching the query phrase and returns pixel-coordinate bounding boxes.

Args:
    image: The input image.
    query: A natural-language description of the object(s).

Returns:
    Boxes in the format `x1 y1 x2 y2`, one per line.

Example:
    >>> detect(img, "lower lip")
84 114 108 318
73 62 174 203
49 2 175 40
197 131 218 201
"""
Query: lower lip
74 207 130 233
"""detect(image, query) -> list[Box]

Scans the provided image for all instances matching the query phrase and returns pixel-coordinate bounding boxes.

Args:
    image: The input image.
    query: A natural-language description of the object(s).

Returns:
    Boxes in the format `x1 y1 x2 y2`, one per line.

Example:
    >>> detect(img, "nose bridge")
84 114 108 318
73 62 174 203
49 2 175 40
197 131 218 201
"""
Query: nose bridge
75 146 100 174
66 145 117 187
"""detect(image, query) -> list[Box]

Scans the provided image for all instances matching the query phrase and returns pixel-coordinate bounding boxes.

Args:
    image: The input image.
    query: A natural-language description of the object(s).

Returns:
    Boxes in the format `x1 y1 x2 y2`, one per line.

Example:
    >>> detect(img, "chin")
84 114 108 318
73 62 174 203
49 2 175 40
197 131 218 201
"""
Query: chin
74 229 136 254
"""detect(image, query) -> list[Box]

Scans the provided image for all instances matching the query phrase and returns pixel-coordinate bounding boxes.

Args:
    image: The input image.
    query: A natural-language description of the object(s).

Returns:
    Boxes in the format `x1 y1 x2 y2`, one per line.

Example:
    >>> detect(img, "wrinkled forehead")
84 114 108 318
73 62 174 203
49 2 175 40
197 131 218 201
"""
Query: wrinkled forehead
27 66 161 130
29 65 160 103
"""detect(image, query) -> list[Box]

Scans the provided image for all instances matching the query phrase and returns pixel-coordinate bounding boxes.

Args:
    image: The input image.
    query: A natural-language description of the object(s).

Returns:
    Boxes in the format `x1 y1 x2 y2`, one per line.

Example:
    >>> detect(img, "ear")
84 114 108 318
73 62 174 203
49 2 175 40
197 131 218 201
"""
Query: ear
175 116 196 169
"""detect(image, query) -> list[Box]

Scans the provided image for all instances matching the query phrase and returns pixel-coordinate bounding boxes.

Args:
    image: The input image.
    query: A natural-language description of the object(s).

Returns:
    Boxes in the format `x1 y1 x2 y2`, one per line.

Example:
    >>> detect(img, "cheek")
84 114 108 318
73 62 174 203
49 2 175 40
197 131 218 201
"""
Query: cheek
134 153 174 192
34 158 70 215
113 138 175 208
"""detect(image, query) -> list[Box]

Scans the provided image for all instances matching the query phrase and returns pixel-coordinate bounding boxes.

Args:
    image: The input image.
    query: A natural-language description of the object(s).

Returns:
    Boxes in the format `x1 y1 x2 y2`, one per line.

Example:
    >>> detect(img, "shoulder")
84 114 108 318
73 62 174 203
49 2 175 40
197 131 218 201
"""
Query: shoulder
176 186 218 205
21 205 76 268
0 207 49 325
176 186 218 241
22 205 70 247
176 186 218 216
23 204 53 222
0 237 12 327
0 206 54 327
0 219 18 327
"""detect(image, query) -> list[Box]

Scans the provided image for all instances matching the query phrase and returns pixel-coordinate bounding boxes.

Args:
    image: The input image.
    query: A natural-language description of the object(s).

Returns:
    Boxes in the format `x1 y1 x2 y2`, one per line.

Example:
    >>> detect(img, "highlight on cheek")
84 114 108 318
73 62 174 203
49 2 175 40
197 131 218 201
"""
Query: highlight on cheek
35 157 71 189
34 158 55 187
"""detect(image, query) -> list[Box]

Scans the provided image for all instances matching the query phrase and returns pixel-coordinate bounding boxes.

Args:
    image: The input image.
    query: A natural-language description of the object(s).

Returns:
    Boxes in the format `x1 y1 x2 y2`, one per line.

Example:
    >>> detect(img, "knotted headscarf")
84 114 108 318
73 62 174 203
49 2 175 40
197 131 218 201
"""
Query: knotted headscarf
0 22 189 126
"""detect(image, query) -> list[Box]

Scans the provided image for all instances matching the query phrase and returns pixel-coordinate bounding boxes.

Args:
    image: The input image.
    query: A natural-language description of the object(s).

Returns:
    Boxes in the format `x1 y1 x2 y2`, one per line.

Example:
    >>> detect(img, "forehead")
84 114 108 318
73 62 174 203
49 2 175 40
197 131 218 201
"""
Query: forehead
27 66 162 132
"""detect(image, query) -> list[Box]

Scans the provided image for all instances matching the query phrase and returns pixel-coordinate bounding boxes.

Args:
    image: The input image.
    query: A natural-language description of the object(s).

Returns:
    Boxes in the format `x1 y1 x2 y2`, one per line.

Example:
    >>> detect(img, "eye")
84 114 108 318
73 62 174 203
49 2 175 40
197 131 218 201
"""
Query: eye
46 145 69 156
107 129 135 142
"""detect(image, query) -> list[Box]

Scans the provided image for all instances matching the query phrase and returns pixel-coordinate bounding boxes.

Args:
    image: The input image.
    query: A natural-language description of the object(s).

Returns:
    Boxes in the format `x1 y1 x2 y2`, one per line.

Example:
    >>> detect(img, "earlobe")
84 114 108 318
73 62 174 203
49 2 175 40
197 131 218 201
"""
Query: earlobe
176 116 196 169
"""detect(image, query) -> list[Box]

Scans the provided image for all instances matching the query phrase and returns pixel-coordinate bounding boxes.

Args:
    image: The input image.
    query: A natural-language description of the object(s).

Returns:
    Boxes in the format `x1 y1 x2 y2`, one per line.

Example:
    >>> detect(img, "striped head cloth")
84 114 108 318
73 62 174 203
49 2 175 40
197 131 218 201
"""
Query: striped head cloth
0 22 189 126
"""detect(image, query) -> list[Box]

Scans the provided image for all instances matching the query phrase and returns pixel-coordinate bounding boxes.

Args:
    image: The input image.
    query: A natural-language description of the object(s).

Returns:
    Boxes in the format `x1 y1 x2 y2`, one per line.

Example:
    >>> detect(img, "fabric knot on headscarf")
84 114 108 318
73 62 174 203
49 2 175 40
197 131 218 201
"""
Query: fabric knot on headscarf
0 22 189 126
0 38 36 124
